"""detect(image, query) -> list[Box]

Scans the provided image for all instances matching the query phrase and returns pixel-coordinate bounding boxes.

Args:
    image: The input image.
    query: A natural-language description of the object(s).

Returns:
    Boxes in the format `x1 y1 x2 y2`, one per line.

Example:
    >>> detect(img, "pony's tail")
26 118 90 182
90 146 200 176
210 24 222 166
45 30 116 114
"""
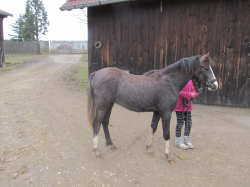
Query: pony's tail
87 72 96 129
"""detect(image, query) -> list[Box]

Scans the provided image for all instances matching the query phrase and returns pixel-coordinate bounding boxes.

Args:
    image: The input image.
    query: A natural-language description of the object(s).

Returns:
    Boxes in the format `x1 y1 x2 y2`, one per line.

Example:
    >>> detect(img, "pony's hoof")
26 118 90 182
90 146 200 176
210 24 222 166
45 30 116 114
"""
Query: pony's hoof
168 159 176 164
166 154 175 164
96 154 104 159
108 145 117 150
148 152 155 157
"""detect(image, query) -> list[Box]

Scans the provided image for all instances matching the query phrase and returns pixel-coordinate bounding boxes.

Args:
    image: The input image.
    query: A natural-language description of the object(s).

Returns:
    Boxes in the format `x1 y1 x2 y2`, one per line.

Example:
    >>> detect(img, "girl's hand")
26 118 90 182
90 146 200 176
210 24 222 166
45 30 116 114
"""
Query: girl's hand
191 92 199 98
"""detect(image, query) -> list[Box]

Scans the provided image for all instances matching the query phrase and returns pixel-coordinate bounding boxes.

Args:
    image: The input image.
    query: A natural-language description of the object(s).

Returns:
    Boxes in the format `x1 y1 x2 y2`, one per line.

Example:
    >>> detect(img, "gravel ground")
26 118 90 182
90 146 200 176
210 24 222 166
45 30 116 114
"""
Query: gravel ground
0 54 249 187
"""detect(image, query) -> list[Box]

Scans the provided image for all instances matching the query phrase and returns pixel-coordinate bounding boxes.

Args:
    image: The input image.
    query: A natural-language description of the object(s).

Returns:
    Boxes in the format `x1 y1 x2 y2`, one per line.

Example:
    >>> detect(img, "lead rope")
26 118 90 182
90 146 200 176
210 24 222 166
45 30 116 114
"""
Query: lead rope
182 98 190 136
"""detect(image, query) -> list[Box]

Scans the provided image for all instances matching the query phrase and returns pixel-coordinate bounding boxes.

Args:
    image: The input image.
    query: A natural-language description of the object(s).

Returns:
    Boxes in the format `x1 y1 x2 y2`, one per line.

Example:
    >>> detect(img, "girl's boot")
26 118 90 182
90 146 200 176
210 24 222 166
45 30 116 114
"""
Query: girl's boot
184 136 194 149
174 136 188 149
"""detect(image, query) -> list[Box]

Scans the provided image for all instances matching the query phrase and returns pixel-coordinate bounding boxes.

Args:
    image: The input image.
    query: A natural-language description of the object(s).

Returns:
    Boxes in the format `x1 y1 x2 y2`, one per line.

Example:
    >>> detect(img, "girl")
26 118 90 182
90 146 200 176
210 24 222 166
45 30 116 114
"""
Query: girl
174 80 199 149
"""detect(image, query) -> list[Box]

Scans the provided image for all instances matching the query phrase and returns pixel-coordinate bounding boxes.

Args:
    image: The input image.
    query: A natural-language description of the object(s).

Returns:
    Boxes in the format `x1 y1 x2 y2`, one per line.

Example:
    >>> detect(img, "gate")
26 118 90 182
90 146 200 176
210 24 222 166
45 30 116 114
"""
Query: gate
50 40 88 54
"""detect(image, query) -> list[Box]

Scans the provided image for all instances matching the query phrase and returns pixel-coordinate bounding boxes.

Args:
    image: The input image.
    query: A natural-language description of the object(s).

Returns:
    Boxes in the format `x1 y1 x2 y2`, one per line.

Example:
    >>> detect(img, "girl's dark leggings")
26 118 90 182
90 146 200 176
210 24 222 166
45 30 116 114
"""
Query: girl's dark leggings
175 111 192 137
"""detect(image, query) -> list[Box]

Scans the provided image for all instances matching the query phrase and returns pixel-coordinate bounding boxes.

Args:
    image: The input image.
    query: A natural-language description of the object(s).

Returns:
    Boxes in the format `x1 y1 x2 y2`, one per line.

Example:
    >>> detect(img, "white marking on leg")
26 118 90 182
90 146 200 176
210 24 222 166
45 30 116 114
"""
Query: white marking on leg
165 140 170 155
93 135 98 150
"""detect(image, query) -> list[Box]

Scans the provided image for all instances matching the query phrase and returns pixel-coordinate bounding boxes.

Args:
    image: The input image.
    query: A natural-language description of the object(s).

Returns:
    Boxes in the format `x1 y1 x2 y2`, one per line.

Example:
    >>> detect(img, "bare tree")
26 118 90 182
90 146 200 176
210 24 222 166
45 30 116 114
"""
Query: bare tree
76 8 88 24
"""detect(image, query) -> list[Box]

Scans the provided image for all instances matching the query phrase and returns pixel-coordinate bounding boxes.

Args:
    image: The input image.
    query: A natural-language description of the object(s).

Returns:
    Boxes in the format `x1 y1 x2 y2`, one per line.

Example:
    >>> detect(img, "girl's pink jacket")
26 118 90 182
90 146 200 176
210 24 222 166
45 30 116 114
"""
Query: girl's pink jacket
174 80 196 112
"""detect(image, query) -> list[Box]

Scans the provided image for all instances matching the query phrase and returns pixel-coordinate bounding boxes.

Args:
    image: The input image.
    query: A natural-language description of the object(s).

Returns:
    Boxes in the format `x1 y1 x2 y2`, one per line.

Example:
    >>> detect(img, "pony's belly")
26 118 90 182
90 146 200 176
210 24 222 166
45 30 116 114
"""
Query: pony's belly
115 87 157 112
115 100 155 112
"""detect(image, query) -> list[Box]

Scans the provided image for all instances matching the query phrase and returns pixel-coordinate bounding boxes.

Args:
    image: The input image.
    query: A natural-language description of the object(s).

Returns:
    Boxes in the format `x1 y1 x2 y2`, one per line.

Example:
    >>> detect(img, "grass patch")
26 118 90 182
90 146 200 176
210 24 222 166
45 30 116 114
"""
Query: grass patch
1 54 37 71
75 54 89 93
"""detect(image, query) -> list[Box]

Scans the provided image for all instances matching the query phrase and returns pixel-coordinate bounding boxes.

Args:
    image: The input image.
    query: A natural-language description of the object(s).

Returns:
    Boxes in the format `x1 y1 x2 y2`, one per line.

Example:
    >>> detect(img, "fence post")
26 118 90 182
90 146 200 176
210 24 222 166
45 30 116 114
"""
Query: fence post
38 41 41 55
70 41 72 54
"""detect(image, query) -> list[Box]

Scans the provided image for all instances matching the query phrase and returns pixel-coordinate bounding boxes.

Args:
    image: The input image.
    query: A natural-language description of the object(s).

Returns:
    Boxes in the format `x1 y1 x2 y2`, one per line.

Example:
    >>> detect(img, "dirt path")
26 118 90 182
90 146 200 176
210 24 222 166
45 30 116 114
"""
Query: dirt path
0 54 249 187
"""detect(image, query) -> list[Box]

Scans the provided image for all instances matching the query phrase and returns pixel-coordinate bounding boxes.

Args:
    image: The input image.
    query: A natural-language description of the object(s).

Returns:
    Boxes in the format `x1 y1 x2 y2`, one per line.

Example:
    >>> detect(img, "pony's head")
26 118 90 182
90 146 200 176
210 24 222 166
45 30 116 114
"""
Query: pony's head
194 53 218 91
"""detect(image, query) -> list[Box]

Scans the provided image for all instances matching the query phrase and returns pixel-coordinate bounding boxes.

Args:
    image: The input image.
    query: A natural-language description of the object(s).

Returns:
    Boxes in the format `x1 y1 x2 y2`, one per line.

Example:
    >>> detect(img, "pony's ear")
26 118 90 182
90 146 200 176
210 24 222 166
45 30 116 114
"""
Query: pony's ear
200 53 209 63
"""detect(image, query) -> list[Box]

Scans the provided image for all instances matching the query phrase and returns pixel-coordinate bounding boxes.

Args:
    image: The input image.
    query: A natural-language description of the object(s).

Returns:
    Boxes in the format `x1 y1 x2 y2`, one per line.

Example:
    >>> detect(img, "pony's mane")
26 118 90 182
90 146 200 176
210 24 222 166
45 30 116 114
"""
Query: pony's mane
180 55 201 73
144 55 204 76
143 69 161 76
143 62 181 76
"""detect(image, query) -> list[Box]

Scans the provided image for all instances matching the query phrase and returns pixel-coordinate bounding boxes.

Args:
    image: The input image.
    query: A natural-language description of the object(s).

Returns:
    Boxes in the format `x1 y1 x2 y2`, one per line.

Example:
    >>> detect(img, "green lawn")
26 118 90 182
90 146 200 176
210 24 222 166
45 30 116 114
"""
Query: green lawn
1 54 37 71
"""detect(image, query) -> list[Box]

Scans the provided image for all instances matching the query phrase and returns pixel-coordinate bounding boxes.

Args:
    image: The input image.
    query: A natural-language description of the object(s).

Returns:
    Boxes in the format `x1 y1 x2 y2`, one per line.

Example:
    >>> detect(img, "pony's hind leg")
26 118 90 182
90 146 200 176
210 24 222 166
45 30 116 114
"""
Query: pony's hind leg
93 109 107 158
146 112 160 156
102 103 117 150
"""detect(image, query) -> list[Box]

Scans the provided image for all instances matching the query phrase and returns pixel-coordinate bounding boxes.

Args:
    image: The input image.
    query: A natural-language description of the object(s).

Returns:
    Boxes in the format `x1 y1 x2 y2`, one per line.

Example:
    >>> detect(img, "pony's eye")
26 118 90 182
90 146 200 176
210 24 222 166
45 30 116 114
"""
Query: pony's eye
200 67 209 71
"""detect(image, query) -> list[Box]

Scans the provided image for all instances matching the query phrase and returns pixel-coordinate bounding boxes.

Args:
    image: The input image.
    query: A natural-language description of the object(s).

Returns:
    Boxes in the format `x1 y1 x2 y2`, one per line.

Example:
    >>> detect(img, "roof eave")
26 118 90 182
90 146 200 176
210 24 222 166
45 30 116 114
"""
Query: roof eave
0 13 13 17
60 0 137 11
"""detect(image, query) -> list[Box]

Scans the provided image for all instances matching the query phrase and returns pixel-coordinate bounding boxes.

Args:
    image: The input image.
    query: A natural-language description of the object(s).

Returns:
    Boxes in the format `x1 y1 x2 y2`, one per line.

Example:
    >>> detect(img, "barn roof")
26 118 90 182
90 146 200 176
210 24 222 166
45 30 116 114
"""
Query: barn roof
60 0 136 11
0 9 13 17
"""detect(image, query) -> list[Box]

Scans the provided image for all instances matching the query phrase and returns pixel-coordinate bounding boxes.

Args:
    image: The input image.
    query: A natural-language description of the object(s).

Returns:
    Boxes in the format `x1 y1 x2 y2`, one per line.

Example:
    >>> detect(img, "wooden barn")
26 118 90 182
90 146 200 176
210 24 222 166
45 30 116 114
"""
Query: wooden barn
61 0 250 107
0 9 13 68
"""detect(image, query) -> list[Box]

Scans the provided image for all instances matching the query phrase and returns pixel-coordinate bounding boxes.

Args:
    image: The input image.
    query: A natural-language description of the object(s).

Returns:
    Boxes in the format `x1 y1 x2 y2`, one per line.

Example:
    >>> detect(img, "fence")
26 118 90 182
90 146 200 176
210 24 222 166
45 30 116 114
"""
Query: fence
4 40 50 54
39 41 50 54
4 40 88 55
50 40 88 54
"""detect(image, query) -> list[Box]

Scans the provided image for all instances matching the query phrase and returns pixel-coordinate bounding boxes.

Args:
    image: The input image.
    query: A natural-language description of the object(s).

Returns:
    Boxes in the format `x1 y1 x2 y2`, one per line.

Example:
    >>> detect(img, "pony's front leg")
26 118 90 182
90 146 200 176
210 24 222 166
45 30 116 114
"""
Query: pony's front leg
162 112 175 164
146 112 160 156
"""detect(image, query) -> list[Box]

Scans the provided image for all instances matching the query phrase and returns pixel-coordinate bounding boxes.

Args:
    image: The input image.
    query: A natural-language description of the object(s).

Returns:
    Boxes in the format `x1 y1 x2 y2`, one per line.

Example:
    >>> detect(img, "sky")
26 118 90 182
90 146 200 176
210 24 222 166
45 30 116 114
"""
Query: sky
1 0 88 41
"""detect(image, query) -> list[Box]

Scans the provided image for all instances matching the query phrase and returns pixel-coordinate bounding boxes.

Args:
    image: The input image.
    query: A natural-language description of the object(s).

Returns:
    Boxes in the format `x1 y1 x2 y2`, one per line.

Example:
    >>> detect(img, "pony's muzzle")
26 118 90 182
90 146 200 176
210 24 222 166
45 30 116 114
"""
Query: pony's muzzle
208 80 218 91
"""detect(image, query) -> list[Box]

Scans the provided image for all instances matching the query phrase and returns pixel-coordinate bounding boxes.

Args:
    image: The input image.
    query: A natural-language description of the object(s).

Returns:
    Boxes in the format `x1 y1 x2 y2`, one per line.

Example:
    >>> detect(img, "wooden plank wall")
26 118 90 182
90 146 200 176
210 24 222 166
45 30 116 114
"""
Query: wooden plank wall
88 0 250 107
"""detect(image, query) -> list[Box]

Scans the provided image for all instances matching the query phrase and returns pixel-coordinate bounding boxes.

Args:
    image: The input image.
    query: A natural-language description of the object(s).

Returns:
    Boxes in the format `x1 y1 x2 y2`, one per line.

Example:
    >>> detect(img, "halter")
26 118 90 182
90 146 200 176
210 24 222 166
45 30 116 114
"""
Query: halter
196 66 217 93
